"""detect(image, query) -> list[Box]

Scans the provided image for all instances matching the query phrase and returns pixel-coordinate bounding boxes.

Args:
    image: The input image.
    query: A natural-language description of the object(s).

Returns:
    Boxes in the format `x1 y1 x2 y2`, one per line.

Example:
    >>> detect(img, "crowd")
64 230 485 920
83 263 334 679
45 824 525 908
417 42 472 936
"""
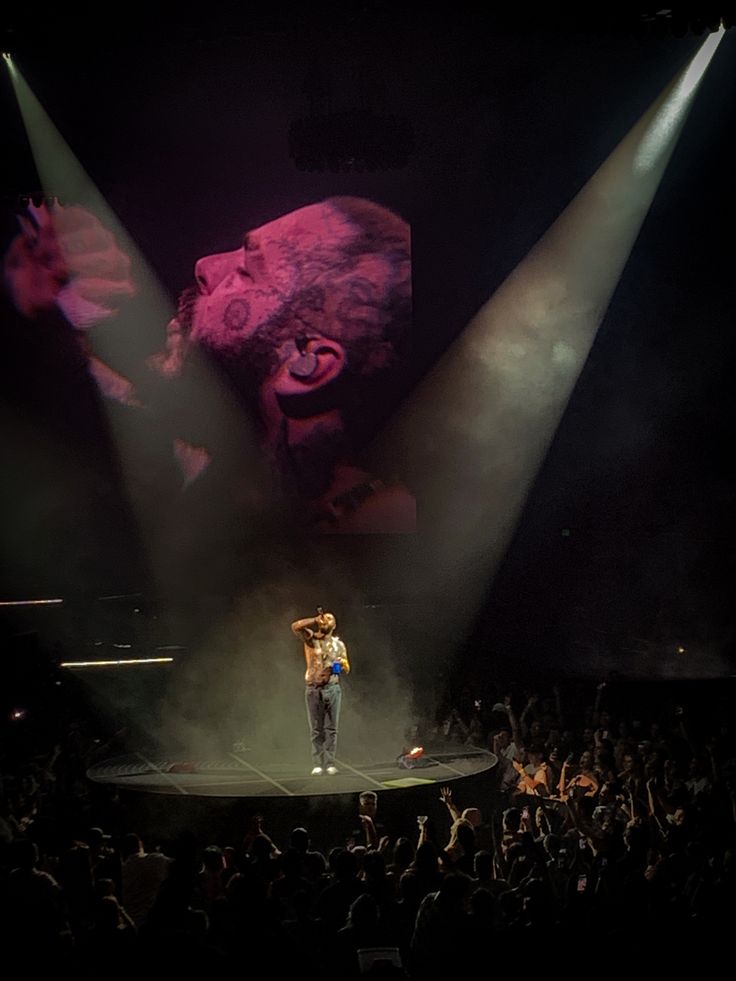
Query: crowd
1 663 735 977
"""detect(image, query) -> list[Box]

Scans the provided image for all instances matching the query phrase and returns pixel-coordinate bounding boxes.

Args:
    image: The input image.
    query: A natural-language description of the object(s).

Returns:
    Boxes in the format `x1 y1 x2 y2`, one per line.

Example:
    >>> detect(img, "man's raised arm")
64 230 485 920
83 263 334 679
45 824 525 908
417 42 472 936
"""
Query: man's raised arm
291 614 317 638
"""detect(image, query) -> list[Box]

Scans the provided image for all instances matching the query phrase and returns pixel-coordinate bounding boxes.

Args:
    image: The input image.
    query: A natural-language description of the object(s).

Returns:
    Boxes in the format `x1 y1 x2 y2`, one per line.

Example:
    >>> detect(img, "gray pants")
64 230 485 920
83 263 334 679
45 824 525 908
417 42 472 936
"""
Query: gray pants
305 683 342 766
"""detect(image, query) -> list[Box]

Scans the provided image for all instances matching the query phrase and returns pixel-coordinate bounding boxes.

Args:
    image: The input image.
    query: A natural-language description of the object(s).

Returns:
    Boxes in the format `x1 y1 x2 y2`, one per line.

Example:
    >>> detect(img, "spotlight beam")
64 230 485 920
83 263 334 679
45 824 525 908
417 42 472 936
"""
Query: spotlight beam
383 31 725 643
4 58 173 335
3 57 262 595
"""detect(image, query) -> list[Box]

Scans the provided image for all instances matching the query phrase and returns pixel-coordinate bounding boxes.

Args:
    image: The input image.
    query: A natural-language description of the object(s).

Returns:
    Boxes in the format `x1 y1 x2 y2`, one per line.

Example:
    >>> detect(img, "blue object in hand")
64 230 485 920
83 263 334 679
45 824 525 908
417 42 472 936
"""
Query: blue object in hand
331 661 342 674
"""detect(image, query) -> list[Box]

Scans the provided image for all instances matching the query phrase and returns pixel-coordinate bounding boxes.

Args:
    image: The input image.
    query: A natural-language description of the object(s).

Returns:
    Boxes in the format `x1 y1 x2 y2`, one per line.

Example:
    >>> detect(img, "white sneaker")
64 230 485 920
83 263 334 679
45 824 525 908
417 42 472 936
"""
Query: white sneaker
311 766 323 775
326 765 338 775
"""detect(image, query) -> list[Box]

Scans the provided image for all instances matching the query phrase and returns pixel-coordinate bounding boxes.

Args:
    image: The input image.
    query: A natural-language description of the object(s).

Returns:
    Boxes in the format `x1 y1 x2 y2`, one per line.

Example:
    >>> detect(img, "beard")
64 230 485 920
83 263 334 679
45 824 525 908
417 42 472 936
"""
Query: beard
175 284 283 387
175 283 198 337
171 292 362 502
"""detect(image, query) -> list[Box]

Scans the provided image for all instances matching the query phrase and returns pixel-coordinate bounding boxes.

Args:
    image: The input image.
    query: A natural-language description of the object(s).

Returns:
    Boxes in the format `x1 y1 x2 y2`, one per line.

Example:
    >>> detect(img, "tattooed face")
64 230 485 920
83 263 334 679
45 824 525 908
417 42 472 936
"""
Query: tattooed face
156 198 412 504
189 203 357 354
183 199 410 377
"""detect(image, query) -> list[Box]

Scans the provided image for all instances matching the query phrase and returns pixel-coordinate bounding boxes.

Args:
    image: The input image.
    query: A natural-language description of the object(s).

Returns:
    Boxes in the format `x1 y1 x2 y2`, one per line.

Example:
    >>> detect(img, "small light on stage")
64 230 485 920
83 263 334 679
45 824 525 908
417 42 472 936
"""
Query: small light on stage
9 708 28 722
397 746 425 768
676 646 686 655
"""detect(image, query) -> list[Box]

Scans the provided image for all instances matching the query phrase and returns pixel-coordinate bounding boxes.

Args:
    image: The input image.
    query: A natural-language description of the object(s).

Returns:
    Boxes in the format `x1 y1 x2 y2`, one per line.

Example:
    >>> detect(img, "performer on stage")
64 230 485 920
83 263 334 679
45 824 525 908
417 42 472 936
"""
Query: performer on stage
291 607 350 775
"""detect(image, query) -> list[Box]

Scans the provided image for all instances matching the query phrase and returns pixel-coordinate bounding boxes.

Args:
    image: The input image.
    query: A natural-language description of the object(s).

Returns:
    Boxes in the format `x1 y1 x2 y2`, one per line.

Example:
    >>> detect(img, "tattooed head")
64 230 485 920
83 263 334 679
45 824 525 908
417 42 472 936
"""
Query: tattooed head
168 197 410 386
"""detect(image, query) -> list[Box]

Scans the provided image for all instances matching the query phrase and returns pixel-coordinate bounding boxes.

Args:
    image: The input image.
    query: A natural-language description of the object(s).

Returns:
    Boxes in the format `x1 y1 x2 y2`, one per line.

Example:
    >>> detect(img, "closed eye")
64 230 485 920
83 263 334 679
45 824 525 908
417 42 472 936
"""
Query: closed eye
236 265 254 282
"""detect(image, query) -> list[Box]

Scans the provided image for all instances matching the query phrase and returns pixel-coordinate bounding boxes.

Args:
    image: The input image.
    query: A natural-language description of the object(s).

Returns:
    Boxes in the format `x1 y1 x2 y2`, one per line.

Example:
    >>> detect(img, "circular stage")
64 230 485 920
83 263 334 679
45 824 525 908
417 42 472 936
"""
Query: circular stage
87 745 498 798
87 743 501 854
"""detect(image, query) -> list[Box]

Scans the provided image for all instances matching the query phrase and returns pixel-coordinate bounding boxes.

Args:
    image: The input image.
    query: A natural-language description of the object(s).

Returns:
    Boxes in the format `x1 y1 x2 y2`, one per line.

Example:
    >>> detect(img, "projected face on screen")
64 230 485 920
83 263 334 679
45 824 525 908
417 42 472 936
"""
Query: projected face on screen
156 196 414 534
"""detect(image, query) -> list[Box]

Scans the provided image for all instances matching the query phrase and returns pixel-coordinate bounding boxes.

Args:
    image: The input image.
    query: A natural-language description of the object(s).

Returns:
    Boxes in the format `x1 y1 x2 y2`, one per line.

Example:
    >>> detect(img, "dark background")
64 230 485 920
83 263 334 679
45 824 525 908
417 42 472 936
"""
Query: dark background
1 5 734 689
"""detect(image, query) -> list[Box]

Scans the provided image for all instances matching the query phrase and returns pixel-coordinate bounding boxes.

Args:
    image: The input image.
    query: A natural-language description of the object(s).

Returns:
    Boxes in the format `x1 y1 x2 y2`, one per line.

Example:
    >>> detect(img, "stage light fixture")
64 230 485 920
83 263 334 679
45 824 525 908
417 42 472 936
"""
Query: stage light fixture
639 8 732 36
397 745 425 768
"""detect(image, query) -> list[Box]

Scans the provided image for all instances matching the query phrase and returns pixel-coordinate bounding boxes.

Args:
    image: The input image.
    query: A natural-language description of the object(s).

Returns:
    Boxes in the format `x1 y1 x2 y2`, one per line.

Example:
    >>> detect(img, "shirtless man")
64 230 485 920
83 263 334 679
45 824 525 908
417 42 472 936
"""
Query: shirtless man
291 607 350 774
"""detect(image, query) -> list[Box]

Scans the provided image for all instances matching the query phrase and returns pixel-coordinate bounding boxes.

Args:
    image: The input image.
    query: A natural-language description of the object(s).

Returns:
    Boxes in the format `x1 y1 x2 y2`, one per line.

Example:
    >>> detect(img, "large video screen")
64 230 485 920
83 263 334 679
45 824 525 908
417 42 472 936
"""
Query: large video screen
4 193 413 519
0 33 429 605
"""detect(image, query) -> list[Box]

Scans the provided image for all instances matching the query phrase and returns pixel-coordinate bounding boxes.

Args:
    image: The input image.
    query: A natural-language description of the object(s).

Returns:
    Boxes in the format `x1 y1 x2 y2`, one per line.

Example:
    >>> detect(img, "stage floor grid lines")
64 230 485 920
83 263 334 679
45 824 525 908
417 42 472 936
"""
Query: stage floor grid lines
87 746 498 798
